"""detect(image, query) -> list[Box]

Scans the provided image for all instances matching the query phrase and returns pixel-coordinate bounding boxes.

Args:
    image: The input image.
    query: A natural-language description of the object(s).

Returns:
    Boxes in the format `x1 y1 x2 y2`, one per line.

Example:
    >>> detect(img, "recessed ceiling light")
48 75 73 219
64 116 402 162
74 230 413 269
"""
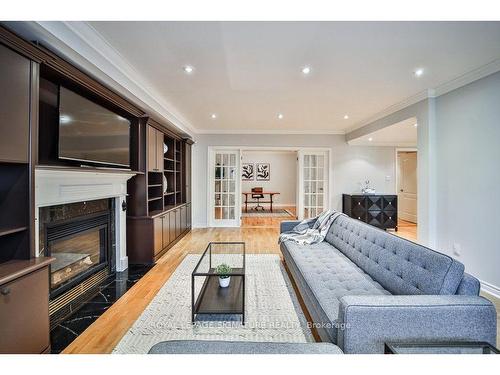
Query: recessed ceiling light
414 68 424 77
301 66 311 75
183 65 194 74
343 115 349 120
210 113 217 119
414 123 418 127
277 113 284 120
368 137 373 142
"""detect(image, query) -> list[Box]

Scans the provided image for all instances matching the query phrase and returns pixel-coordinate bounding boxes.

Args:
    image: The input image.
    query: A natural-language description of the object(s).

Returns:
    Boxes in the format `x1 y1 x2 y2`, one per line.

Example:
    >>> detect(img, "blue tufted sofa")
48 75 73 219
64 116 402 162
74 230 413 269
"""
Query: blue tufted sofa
280 214 497 354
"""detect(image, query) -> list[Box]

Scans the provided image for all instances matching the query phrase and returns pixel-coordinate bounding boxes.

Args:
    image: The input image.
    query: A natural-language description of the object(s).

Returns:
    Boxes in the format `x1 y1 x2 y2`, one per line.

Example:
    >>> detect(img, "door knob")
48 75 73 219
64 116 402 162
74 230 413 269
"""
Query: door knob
1 287 11 296
400 189 404 192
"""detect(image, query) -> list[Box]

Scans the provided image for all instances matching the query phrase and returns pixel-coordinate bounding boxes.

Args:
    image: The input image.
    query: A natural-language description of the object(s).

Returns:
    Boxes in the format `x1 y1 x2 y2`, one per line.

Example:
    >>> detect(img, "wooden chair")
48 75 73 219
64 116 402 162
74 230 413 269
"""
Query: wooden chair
251 187 265 211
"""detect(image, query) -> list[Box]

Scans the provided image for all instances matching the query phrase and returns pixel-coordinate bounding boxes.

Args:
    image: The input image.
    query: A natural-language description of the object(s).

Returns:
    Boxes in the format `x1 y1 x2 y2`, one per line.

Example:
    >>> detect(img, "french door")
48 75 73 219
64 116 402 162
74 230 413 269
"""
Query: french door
208 149 241 227
298 150 329 220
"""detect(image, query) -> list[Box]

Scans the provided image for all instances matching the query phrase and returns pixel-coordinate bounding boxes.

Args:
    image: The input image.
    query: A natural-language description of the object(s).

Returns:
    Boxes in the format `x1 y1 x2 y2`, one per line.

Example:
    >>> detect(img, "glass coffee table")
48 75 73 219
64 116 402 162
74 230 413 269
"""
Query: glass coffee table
191 242 245 324
384 341 499 354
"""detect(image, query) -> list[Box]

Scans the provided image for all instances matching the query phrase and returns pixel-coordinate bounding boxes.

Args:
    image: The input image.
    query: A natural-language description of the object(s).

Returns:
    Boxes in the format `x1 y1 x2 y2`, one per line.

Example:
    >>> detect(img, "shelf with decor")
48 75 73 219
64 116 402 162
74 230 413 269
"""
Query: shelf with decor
127 117 193 264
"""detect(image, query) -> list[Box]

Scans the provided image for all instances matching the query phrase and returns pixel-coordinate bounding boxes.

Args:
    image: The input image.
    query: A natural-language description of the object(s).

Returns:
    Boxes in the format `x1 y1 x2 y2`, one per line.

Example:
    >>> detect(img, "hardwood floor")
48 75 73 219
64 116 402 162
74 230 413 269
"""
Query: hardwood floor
241 205 297 228
62 227 282 353
394 219 418 242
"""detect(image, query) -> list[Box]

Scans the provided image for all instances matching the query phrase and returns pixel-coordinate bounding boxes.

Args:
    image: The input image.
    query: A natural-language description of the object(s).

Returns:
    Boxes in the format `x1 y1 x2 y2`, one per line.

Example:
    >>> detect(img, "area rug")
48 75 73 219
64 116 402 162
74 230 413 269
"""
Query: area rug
112 254 313 353
241 208 295 218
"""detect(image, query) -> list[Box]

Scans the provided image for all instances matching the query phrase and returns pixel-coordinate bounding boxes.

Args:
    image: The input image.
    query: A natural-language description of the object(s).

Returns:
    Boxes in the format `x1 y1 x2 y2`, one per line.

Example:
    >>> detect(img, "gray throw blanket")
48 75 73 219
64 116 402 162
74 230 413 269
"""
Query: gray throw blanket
278 210 343 245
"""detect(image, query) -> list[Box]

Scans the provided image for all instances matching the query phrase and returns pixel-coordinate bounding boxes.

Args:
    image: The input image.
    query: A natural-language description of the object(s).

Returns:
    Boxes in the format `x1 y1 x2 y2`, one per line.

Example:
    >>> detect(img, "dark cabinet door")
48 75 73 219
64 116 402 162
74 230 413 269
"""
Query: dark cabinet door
147 125 158 172
175 208 181 238
156 130 164 172
162 214 170 249
169 210 176 241
0 44 30 163
382 195 397 213
0 268 50 353
147 126 164 172
367 210 383 227
351 196 367 221
186 203 192 228
180 205 187 233
153 217 163 256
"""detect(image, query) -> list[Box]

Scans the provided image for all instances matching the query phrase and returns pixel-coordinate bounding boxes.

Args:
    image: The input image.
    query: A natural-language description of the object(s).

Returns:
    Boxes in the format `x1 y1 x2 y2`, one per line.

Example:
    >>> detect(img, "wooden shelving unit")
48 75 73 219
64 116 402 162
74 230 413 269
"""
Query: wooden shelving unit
0 42 34 264
127 117 193 264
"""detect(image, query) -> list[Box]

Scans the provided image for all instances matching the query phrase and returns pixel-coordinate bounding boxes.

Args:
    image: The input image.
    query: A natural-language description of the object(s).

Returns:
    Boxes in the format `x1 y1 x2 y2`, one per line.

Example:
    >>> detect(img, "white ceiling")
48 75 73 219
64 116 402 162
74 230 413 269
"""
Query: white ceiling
348 117 417 147
73 22 500 134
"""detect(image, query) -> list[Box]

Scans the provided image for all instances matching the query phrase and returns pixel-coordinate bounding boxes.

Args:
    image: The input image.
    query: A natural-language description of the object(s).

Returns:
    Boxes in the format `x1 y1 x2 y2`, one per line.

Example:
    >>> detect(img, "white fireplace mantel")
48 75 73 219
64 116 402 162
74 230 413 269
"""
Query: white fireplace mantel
35 167 136 272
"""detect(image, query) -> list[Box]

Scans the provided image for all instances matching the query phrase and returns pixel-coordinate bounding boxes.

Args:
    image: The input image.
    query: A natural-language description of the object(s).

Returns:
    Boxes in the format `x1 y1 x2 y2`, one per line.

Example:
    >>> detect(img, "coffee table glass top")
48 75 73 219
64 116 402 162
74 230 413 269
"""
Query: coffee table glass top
191 242 246 323
384 342 499 354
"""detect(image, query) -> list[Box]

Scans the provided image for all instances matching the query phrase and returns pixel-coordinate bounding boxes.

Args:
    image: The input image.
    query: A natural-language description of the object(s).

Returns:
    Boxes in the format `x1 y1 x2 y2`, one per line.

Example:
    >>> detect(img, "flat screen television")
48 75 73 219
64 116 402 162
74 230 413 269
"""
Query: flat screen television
58 86 131 167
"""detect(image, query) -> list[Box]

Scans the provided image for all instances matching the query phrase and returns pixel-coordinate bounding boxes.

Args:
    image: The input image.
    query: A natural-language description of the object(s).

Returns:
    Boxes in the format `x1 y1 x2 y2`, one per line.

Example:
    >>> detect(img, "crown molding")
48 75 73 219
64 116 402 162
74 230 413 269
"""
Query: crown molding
346 58 500 134
347 141 417 147
345 89 431 134
5 21 196 137
432 58 500 97
195 128 346 135
6 22 500 139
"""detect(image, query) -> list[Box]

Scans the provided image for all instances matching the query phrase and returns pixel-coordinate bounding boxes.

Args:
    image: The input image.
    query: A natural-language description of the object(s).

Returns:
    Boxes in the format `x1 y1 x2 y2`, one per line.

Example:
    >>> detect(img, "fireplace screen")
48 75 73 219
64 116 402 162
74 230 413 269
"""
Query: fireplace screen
50 229 103 289
46 212 110 295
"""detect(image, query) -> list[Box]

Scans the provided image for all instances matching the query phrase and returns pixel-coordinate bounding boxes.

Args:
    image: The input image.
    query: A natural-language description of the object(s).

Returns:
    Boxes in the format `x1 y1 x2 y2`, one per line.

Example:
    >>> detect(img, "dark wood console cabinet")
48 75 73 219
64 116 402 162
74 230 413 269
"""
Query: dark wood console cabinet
0 258 54 353
342 194 398 231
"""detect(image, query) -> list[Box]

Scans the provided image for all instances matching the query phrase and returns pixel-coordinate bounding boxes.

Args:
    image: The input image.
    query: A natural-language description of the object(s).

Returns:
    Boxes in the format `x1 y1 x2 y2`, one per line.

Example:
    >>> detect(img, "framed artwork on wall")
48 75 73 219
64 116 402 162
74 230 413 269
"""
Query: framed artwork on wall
256 163 270 181
242 163 254 181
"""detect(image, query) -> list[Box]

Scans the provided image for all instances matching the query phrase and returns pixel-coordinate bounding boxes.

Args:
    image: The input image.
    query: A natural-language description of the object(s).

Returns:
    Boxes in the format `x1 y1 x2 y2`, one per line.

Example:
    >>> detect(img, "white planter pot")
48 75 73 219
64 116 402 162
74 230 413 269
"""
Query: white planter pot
219 276 230 288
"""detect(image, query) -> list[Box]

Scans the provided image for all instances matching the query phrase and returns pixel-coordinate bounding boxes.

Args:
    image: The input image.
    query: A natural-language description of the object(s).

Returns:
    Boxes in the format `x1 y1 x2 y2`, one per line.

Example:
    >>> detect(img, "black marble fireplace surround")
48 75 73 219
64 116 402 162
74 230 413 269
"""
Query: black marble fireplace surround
50 264 153 354
39 199 154 353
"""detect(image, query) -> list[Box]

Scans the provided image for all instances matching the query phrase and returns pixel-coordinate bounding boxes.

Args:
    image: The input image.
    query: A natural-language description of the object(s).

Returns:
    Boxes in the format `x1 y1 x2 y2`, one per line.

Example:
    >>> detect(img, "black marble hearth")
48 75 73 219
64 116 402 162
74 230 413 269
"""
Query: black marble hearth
50 264 153 354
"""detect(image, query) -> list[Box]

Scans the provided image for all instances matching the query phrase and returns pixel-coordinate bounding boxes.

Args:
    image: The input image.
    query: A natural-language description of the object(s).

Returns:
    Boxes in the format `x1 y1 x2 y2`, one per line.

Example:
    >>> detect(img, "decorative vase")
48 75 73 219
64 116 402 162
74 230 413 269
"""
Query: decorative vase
163 175 168 194
163 143 169 155
219 276 230 288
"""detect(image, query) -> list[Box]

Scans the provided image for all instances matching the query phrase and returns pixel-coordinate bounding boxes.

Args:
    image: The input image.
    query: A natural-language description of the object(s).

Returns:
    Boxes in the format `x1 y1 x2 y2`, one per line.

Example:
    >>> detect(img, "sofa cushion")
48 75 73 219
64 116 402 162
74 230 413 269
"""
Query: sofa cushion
281 240 390 342
325 215 465 296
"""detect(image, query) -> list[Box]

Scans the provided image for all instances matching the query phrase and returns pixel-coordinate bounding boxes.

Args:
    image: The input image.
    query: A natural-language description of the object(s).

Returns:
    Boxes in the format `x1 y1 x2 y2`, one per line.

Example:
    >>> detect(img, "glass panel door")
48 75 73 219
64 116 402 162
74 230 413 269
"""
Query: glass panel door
299 151 328 220
210 149 240 227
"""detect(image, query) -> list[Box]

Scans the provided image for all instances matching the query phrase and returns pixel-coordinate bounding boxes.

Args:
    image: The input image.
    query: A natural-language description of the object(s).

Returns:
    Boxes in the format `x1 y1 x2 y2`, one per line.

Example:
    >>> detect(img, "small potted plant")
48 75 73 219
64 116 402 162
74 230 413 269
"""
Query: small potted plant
215 263 232 288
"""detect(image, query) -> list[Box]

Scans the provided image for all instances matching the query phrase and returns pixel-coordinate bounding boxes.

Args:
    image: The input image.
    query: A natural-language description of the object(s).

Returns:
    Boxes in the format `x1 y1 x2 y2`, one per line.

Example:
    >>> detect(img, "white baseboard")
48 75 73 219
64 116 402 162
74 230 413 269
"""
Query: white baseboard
480 279 500 300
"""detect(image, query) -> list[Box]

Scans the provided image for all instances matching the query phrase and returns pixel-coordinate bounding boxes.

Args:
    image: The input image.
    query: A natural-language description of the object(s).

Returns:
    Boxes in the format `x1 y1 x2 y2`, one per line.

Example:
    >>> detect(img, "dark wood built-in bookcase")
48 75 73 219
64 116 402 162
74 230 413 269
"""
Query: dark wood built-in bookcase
0 42 35 263
127 118 192 264
0 25 193 352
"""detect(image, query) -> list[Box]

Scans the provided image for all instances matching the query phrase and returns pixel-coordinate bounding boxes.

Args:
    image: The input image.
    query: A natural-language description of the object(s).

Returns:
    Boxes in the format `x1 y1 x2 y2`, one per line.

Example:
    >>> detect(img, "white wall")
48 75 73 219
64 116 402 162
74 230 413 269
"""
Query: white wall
192 133 396 227
331 146 396 209
345 71 500 293
346 99 435 245
434 71 500 293
241 151 297 206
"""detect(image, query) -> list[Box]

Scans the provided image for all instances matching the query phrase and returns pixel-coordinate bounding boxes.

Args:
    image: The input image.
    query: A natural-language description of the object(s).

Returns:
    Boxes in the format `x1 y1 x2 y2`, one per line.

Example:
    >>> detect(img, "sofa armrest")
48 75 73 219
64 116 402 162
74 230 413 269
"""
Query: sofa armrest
280 219 317 233
338 295 497 354
280 220 301 233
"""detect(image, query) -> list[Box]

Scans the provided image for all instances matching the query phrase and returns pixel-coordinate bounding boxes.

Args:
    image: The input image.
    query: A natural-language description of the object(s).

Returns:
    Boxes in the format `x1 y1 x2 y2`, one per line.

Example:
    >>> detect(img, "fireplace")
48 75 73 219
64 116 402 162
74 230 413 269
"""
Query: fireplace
38 198 116 323
45 211 111 298
35 167 135 325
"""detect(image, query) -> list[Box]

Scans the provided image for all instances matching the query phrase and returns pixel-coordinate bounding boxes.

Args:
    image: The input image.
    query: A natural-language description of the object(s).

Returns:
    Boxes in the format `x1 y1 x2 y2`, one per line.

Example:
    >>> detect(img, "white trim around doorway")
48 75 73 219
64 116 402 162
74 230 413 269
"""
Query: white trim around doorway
207 146 332 227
